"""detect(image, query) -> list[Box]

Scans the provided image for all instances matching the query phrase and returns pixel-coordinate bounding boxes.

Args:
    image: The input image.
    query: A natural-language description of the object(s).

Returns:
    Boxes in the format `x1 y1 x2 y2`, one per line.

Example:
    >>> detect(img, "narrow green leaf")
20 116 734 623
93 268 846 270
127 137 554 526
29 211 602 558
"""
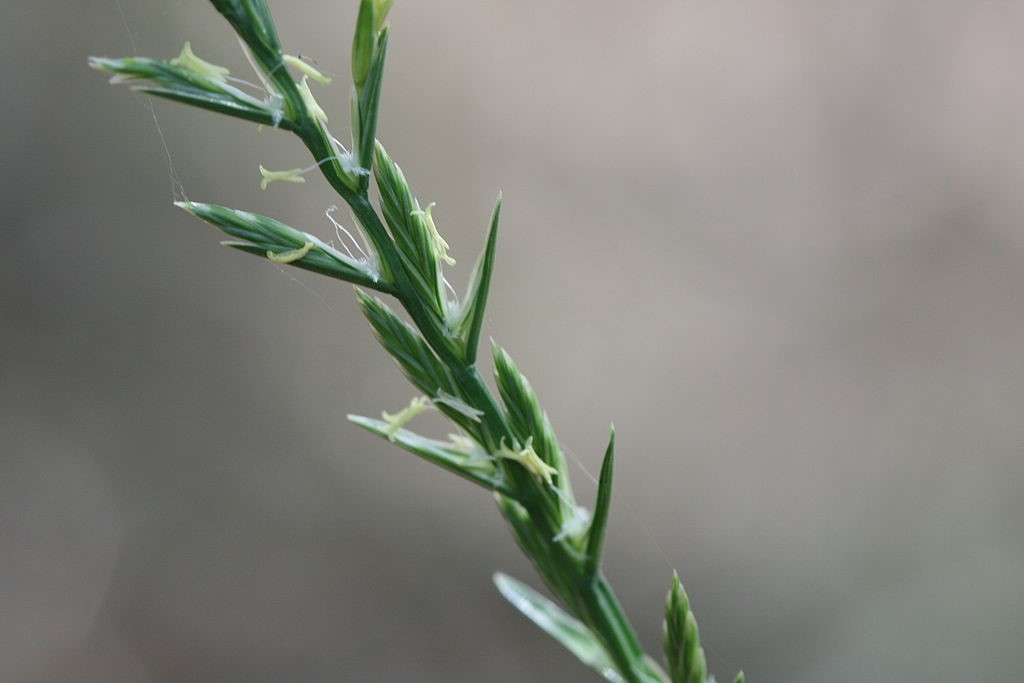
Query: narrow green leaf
90 56 292 129
348 415 511 495
493 573 627 683
457 193 501 363
178 201 303 243
176 202 389 291
220 243 382 289
349 86 364 165
663 572 707 683
137 87 283 127
356 27 389 187
734 671 745 683
584 426 615 578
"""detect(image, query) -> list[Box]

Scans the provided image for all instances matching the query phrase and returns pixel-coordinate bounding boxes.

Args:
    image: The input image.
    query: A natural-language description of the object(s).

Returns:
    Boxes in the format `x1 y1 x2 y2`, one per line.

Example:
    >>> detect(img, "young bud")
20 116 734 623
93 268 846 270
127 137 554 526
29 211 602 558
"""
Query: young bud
663 571 708 683
351 0 376 87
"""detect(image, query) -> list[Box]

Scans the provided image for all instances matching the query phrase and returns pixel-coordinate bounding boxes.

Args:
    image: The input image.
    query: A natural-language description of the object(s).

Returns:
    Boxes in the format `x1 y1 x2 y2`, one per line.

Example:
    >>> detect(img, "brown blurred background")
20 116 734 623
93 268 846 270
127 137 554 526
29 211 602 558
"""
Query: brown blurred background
3 0 1023 680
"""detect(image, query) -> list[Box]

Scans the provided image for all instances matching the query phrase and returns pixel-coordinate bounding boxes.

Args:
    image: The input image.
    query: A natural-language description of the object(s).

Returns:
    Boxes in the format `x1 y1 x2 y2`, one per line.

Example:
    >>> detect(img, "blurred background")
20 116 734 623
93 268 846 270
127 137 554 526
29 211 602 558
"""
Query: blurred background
3 0 1023 680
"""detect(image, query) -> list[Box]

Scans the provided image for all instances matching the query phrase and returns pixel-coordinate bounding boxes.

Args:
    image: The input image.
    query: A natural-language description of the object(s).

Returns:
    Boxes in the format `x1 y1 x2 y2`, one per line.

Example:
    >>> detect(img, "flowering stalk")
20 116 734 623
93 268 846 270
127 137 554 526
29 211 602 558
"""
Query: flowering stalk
91 2 741 681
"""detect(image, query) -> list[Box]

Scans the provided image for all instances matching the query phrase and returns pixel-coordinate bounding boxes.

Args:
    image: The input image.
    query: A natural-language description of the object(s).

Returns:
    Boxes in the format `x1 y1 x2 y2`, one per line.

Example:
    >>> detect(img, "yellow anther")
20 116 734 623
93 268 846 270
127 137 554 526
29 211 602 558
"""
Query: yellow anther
448 433 479 454
496 437 557 485
297 76 329 124
381 396 433 442
259 165 306 190
448 433 494 470
283 55 332 84
170 42 230 82
266 241 314 264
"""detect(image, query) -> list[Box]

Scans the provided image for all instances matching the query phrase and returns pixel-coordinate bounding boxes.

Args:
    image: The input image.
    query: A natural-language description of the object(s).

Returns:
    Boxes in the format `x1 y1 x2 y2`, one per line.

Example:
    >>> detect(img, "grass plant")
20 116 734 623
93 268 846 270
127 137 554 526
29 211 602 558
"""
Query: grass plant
91 2 741 680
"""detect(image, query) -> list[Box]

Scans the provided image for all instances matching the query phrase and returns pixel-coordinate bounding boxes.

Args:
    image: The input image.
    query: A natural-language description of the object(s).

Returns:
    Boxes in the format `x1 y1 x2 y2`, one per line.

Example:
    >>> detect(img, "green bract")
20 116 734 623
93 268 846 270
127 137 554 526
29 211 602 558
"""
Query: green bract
91 3 740 682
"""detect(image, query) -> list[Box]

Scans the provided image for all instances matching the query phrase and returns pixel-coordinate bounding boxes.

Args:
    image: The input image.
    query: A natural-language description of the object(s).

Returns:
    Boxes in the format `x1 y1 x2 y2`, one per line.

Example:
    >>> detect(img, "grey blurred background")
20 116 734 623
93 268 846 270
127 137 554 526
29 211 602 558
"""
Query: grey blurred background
3 0 1023 680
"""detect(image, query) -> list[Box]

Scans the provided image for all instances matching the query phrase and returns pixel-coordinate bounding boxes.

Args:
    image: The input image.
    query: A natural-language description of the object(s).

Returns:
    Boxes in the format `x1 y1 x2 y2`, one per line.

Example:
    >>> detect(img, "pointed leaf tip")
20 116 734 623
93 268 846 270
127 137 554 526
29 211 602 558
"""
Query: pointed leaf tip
459 193 502 362
584 425 616 577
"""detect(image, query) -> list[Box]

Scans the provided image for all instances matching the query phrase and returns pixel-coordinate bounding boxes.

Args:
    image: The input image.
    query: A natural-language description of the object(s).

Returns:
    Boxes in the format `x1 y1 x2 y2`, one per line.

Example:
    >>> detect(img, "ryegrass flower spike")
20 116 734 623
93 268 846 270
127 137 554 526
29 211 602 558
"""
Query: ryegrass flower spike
92 2 741 681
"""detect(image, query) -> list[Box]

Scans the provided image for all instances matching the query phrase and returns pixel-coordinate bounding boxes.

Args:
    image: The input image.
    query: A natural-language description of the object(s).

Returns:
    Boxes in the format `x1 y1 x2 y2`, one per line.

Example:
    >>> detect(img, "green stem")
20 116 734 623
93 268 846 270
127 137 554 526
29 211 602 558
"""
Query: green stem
537 523 659 682
586 574 659 683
